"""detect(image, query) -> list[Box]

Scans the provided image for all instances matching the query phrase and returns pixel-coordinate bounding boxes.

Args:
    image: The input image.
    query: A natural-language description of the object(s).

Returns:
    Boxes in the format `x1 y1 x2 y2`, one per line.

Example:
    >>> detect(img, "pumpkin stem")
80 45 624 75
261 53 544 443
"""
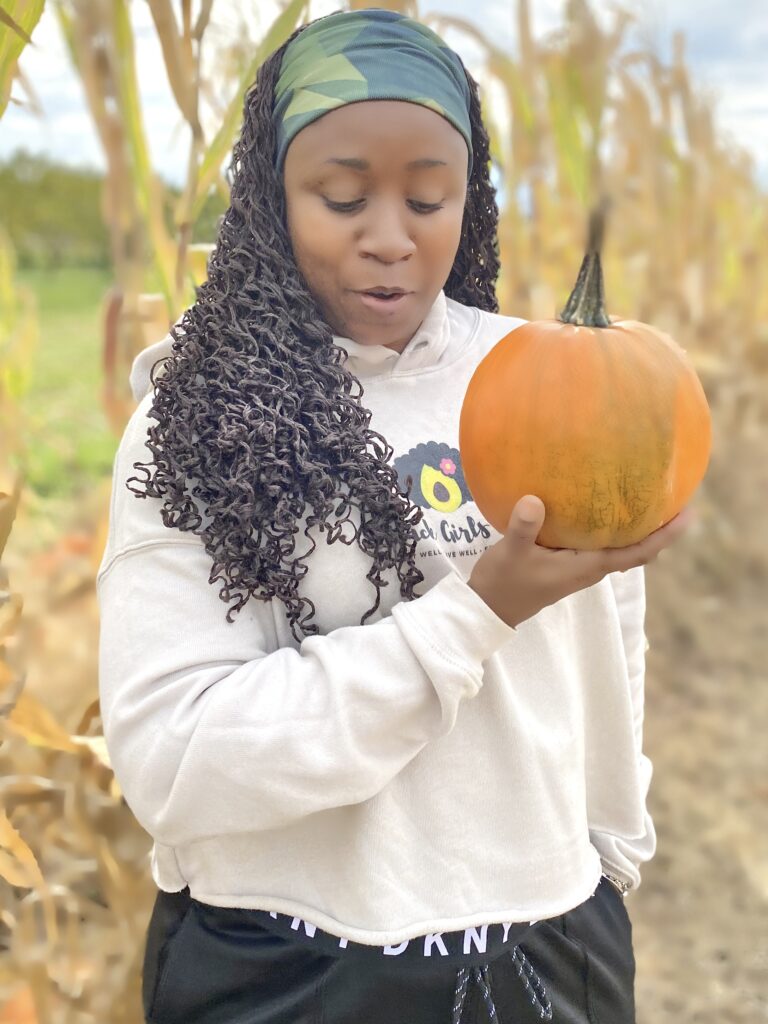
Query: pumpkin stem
559 199 612 327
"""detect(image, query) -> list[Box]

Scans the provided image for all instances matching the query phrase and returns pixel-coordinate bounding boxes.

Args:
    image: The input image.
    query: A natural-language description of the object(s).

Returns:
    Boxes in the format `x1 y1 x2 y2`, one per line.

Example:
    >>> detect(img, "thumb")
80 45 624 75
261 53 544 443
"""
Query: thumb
505 494 546 545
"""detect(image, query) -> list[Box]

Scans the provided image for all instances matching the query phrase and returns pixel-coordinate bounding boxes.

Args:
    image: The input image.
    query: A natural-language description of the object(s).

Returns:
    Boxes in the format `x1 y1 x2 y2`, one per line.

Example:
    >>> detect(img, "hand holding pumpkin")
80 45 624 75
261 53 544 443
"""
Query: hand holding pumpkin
467 494 694 631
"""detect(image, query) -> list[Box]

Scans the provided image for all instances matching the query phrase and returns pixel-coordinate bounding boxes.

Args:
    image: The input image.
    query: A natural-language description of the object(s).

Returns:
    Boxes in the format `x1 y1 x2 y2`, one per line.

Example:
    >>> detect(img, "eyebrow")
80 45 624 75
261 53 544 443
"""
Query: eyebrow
324 157 448 171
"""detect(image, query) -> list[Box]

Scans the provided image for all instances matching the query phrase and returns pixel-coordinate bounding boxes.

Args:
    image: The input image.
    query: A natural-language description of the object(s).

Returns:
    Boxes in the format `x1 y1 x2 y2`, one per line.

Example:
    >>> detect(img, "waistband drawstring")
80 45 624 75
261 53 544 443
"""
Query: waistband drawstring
451 945 553 1023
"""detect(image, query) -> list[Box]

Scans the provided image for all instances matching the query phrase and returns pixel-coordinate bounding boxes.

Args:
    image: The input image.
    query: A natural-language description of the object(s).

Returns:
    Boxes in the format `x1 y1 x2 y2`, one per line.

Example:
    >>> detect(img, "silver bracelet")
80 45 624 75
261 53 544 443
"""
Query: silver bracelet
602 871 632 897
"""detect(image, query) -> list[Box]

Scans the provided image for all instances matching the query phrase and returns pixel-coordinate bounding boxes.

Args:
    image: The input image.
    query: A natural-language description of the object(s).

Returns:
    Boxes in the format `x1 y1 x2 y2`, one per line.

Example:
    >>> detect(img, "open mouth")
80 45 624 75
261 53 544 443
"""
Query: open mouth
356 291 411 313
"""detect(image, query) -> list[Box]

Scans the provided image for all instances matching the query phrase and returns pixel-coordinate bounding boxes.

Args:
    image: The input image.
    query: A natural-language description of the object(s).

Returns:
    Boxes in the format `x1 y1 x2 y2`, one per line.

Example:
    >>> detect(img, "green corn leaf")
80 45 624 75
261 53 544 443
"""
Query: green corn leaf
0 0 45 117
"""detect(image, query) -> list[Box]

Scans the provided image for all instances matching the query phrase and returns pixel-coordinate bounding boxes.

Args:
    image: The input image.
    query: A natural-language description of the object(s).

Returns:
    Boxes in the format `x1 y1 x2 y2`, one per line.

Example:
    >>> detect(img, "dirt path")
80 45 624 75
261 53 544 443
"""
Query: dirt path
631 429 768 1022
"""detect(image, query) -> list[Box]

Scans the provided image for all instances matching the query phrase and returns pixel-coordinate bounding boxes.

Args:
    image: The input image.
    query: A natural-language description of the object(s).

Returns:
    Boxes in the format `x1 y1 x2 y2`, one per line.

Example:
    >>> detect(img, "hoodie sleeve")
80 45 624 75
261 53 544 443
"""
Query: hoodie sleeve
590 566 657 887
96 398 518 848
128 324 179 403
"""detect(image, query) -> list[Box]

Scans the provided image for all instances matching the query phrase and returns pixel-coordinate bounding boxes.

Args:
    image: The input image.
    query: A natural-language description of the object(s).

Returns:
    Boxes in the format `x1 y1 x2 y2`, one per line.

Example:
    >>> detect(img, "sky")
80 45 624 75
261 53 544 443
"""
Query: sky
1 0 766 188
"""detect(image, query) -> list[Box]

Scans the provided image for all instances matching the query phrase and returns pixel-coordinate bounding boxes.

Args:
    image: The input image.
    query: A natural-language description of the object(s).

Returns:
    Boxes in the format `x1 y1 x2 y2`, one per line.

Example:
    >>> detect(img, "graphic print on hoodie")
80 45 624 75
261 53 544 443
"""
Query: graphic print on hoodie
393 441 493 561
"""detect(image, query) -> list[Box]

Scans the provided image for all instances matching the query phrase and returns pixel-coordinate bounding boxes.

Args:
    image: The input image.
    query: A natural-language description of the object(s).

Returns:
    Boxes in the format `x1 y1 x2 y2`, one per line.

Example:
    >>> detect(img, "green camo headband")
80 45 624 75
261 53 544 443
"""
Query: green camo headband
272 8 473 176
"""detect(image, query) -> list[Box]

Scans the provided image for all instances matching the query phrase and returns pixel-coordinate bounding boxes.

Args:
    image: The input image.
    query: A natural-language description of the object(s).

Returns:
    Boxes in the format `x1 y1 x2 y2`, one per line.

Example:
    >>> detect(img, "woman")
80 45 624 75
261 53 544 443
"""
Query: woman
97 9 693 1023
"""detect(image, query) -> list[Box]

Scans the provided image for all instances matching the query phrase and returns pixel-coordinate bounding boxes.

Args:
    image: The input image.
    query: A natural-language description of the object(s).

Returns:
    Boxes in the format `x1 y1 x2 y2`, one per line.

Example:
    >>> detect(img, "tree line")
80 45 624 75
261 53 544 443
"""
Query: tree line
0 150 227 269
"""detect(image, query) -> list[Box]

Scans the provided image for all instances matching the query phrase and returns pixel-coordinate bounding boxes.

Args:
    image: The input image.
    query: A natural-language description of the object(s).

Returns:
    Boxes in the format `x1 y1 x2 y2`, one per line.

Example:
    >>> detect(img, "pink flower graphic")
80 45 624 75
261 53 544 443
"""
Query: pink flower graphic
440 457 457 476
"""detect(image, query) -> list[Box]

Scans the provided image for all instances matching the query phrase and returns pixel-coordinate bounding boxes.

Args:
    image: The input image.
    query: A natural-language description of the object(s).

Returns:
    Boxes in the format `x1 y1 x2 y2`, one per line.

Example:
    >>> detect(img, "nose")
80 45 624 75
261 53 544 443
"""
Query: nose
356 197 416 263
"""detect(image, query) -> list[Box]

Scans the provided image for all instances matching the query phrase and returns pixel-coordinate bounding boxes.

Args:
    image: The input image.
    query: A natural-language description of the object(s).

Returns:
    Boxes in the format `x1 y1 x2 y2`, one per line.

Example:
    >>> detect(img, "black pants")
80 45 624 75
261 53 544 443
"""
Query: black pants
142 877 635 1023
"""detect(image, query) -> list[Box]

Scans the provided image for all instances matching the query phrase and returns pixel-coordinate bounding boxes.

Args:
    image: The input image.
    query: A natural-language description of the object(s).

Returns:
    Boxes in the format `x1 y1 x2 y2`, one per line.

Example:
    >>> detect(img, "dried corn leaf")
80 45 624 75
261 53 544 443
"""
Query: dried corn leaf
0 590 22 642
69 735 112 772
6 691 80 753
0 847 34 888
72 697 101 736
0 659 17 694
0 776 59 801
0 476 21 558
0 809 43 889
146 0 199 130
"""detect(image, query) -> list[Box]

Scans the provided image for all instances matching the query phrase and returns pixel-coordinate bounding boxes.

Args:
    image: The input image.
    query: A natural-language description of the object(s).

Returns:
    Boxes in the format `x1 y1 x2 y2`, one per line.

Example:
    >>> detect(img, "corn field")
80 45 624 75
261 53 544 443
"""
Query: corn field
1 0 766 1022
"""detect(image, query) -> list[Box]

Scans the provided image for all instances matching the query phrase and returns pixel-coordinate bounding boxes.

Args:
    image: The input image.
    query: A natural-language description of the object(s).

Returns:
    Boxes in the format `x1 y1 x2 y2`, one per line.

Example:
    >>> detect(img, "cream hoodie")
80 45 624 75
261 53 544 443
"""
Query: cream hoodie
96 289 655 947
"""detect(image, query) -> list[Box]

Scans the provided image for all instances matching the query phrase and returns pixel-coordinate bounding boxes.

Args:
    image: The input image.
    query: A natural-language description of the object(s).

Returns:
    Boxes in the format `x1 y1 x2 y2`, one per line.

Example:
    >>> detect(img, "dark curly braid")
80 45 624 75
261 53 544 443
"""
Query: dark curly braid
127 19 501 644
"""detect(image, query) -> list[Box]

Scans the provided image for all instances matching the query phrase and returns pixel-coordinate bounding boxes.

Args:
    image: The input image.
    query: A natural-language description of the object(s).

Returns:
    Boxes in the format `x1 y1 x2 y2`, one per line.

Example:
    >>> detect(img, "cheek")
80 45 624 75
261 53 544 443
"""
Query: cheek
287 197 344 269
425 206 465 266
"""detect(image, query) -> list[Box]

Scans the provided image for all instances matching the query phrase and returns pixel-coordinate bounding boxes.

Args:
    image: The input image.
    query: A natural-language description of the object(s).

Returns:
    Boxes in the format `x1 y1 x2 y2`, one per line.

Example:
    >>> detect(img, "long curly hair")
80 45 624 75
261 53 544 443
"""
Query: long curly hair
127 16 501 644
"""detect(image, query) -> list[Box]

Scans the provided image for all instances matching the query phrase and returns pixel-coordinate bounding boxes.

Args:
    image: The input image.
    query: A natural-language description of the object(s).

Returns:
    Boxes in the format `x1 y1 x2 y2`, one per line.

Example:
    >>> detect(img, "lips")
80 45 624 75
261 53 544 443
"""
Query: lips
355 290 412 314
359 287 408 298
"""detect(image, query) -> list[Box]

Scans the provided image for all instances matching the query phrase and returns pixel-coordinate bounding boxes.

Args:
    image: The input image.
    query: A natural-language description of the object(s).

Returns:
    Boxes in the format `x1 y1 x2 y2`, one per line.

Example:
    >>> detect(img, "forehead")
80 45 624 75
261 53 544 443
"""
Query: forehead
284 99 469 170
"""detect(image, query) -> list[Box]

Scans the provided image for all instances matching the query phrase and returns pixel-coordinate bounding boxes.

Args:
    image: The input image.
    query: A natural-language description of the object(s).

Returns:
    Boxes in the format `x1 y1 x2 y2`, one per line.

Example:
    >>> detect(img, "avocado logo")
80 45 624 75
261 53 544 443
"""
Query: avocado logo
393 441 473 513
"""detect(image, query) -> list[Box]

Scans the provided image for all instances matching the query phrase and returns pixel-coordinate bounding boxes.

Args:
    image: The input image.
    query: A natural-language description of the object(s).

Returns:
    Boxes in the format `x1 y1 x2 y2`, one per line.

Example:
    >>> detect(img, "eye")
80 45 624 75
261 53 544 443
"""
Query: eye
322 198 445 215
409 201 445 214
323 199 364 213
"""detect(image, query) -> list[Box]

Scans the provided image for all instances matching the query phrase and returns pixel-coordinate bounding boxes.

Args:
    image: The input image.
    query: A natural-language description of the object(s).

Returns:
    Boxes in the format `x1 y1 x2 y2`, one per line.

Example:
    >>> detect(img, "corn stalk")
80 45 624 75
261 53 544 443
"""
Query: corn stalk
0 0 64 1003
0 0 43 767
424 1 768 432
53 0 310 431
0 225 32 729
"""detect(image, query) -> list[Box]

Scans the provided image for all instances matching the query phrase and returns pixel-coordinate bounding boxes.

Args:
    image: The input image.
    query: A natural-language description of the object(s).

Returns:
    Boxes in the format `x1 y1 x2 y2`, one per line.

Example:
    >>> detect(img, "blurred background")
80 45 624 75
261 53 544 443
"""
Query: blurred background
0 0 766 1021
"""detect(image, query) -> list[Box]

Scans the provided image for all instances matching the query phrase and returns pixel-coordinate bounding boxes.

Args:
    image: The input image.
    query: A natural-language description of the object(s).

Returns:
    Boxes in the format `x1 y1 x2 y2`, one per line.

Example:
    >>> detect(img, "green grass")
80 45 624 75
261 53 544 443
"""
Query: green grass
16 267 119 502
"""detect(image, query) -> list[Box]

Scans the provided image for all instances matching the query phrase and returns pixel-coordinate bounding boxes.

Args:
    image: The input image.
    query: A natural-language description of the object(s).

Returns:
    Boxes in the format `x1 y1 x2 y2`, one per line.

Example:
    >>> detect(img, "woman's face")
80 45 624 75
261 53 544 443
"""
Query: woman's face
282 100 469 353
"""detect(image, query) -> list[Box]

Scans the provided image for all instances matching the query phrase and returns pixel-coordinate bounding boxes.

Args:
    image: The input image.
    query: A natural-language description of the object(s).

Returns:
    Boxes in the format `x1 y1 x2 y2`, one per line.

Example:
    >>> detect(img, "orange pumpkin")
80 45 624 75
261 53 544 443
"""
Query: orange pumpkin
459 205 712 549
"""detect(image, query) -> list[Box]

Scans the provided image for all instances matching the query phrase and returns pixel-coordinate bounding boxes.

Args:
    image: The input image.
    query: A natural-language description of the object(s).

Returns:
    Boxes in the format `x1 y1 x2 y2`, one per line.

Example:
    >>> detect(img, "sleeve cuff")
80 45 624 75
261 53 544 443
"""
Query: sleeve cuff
391 569 518 679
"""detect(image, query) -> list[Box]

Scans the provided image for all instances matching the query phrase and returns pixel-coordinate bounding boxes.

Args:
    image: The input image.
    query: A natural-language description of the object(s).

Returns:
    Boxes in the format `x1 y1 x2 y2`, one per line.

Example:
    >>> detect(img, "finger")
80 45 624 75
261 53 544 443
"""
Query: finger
505 495 546 547
604 507 696 572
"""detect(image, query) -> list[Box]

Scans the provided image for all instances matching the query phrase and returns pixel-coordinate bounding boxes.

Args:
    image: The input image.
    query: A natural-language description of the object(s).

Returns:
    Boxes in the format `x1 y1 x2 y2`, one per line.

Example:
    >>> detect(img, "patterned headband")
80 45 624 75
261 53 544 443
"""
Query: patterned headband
272 8 473 176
